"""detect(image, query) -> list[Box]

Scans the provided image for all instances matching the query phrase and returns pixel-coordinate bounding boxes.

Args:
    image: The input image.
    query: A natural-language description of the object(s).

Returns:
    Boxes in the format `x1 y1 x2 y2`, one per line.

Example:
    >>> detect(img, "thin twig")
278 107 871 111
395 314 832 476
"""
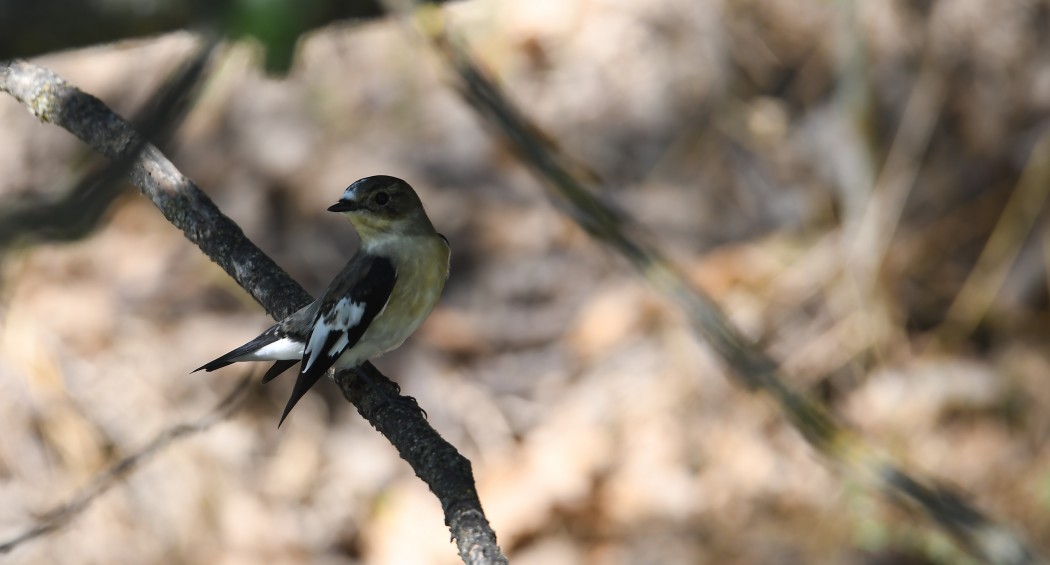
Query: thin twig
0 375 252 554
940 131 1050 340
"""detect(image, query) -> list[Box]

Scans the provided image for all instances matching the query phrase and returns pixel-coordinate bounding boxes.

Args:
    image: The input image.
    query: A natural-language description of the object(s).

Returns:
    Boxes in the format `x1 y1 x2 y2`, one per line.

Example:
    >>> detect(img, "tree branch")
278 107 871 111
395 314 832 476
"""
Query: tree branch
0 58 505 565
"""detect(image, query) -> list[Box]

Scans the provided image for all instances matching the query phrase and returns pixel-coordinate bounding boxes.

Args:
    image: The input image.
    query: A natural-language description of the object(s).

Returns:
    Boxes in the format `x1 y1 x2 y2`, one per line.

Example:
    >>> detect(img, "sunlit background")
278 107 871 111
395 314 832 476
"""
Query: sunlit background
2 1 1049 563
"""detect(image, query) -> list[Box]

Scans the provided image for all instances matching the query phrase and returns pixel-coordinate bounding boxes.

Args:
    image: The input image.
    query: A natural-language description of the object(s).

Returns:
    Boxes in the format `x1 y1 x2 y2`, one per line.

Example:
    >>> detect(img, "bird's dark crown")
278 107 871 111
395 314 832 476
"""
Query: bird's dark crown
328 175 423 220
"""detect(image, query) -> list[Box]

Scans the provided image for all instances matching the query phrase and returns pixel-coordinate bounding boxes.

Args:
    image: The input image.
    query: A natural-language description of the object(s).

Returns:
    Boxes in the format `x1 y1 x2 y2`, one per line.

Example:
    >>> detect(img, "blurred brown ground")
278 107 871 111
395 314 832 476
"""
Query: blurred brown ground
1 0 1049 563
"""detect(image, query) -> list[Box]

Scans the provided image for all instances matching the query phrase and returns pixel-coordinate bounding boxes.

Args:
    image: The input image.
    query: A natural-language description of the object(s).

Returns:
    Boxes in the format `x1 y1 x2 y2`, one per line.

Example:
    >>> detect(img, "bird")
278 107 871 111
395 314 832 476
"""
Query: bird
195 175 450 426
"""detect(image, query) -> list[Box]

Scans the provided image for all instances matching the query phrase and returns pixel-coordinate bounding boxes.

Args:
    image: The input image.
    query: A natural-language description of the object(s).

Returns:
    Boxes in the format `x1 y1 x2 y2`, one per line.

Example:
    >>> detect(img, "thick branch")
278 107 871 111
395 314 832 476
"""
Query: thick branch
339 365 507 564
0 0 454 60
0 58 504 564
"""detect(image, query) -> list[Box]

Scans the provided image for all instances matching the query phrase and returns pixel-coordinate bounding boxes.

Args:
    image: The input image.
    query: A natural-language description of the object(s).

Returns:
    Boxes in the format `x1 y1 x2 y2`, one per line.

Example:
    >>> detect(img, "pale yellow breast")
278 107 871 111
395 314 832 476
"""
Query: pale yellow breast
336 234 449 367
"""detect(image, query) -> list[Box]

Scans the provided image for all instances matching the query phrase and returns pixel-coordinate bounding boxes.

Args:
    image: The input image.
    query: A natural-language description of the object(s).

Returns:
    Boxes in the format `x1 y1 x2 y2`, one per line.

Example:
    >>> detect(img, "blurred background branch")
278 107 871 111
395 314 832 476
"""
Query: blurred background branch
940 131 1050 342
0 0 453 71
0 38 216 250
406 5 1041 565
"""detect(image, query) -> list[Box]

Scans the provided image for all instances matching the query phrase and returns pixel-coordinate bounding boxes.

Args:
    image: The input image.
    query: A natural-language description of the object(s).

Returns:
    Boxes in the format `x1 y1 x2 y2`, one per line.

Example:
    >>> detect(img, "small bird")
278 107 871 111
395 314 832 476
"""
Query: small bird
195 176 450 426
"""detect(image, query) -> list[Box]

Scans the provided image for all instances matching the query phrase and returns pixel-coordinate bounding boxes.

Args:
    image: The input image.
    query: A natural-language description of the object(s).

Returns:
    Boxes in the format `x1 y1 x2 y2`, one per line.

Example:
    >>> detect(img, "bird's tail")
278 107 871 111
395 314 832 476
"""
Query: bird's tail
192 324 285 373
193 357 235 373
261 360 298 383
278 368 326 427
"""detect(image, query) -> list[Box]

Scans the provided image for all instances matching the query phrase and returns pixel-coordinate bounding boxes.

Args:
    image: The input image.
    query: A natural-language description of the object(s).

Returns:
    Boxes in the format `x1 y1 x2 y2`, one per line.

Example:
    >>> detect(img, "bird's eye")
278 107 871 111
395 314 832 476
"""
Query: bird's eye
374 191 390 206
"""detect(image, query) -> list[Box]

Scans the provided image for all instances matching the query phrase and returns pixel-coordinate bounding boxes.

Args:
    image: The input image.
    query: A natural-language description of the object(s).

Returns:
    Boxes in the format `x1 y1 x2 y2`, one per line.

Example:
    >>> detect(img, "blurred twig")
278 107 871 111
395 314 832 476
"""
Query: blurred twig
940 131 1050 340
832 0 877 228
0 375 252 554
842 52 943 361
409 7 1041 565
0 58 505 565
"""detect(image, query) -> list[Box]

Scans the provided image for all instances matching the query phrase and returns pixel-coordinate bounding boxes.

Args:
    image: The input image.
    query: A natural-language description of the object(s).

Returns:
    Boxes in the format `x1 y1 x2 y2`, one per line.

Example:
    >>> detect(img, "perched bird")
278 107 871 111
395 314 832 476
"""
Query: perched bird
195 176 450 426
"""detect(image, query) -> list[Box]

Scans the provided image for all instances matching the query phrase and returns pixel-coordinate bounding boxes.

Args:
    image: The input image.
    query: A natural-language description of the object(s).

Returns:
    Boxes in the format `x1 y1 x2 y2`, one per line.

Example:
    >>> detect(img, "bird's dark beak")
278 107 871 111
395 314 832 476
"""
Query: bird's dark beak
328 200 359 212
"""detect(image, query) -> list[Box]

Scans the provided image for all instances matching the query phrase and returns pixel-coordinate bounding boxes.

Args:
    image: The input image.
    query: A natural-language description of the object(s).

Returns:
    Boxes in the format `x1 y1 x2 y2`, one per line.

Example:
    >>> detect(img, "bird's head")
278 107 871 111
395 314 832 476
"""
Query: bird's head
328 176 435 241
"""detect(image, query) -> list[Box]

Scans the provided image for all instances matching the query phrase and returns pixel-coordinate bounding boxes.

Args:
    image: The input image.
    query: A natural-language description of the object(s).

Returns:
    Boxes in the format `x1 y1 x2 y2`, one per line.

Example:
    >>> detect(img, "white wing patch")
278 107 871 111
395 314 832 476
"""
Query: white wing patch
239 337 305 361
303 297 366 372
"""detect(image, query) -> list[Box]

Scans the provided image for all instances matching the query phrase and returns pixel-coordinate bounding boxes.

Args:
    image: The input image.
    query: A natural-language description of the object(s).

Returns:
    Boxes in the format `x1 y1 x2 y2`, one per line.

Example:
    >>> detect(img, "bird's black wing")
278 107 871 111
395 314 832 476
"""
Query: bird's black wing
278 254 397 426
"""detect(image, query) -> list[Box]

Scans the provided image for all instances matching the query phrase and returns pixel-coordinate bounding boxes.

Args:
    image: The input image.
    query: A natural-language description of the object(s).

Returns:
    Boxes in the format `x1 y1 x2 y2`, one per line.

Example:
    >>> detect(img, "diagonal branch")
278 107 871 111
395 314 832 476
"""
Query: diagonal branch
0 58 505 565
408 8 1042 565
